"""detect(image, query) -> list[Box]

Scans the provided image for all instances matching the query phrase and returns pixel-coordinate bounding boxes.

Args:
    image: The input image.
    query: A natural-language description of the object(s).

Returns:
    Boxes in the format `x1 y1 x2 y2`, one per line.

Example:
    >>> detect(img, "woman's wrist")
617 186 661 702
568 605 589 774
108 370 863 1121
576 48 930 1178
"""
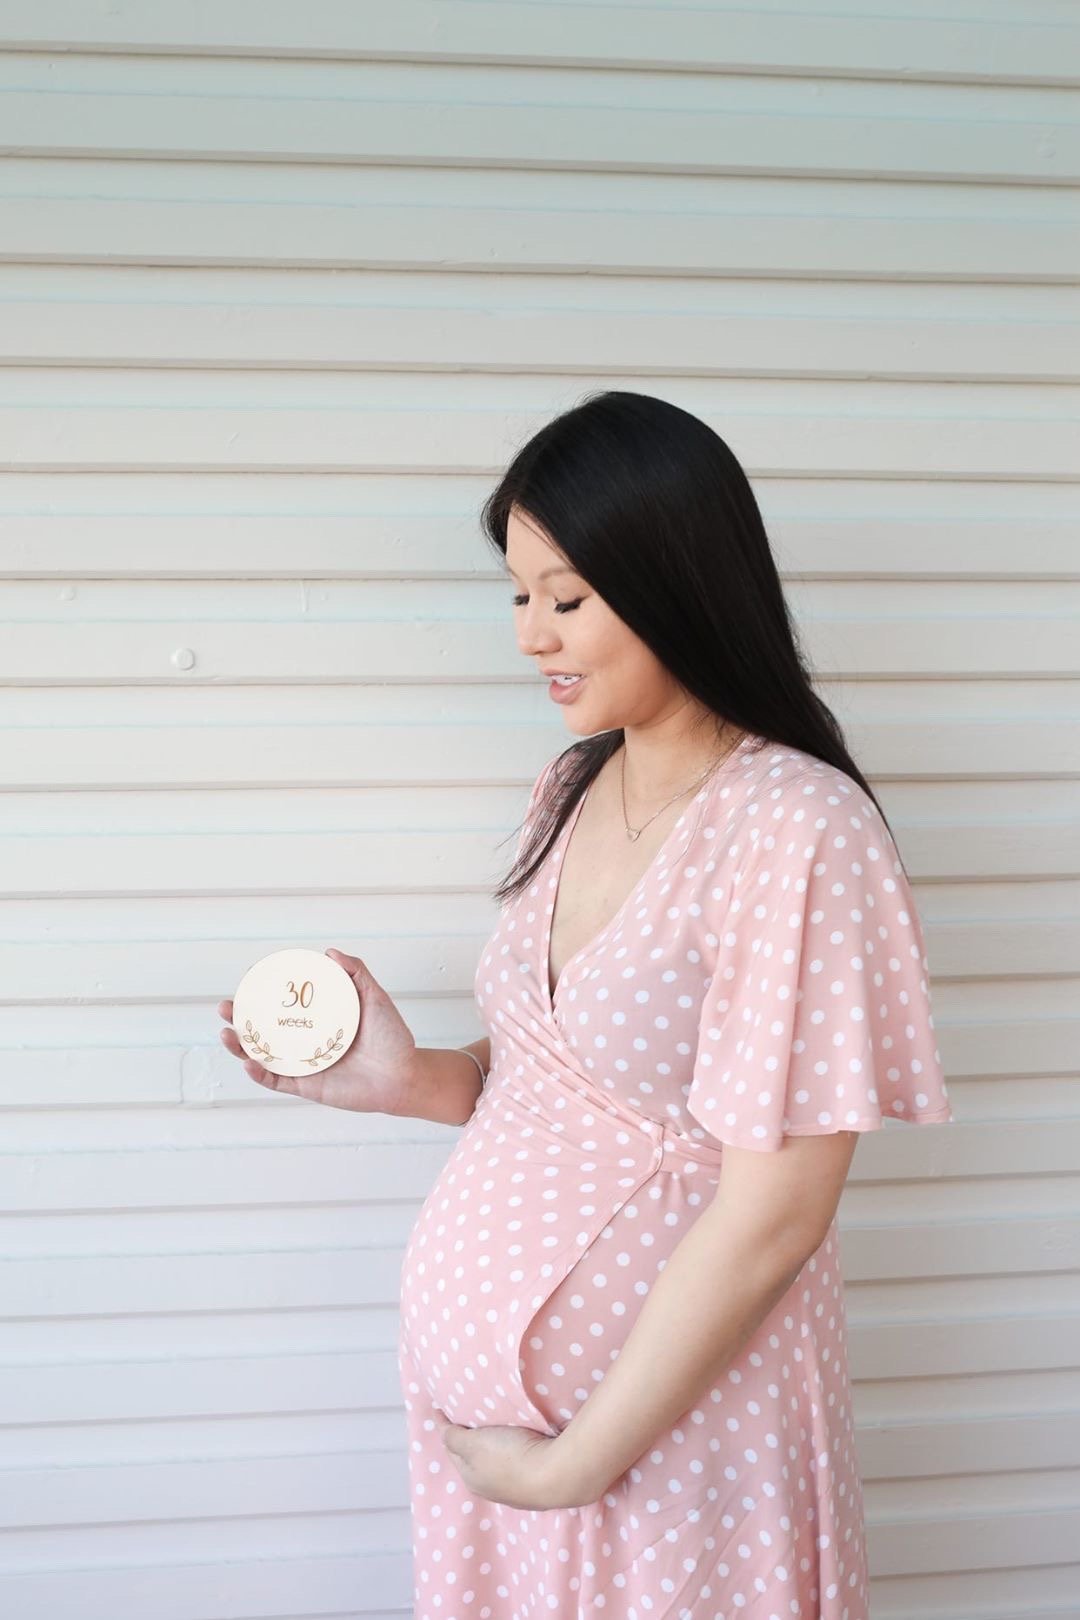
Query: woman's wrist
455 1046 486 1088
395 1045 487 1127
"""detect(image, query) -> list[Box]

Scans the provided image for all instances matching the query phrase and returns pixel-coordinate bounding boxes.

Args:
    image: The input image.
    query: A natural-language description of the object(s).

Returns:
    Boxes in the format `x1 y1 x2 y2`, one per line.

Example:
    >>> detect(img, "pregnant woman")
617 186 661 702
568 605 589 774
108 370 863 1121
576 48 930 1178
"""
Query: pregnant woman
220 390 952 1619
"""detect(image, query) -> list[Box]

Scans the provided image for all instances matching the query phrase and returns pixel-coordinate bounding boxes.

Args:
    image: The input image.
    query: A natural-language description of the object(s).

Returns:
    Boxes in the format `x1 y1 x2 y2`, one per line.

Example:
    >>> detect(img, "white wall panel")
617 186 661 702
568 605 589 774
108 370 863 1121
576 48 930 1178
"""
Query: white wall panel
0 3 1077 1615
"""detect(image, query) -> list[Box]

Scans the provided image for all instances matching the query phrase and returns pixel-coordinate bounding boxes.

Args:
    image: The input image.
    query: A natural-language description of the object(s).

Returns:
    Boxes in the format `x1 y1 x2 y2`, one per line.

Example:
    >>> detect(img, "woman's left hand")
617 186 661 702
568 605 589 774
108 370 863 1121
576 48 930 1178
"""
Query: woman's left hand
435 1415 584 1510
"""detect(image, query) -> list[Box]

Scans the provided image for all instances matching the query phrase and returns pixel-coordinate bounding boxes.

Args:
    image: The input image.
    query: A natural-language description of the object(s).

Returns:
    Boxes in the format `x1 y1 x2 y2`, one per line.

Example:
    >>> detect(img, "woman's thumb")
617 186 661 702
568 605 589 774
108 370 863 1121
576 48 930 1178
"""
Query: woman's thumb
326 947 364 978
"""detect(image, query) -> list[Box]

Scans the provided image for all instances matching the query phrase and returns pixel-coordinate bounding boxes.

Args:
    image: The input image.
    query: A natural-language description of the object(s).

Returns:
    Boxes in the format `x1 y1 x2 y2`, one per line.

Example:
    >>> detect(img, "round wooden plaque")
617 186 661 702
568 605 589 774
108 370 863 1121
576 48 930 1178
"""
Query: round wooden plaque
232 948 361 1078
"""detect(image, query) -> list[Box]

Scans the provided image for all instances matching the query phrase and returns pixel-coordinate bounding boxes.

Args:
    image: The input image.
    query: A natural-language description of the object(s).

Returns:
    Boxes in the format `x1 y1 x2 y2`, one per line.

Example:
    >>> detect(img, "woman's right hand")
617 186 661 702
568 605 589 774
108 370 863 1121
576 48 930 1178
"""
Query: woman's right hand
217 948 419 1115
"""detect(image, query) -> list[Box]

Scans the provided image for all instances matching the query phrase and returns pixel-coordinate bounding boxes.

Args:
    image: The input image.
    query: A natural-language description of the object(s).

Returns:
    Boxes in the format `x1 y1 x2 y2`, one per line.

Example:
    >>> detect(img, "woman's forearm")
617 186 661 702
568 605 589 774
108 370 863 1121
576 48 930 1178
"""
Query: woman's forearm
545 1196 814 1507
394 1040 490 1127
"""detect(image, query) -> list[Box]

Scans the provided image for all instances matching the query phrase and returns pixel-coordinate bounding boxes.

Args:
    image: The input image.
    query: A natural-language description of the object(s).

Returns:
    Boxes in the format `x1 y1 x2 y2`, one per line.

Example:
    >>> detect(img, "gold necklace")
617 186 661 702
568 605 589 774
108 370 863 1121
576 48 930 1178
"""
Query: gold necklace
619 727 745 843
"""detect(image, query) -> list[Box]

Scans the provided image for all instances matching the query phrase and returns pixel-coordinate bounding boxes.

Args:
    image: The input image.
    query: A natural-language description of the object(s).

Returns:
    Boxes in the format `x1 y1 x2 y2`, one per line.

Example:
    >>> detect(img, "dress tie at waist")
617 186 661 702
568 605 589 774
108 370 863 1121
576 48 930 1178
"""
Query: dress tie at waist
636 1115 727 1173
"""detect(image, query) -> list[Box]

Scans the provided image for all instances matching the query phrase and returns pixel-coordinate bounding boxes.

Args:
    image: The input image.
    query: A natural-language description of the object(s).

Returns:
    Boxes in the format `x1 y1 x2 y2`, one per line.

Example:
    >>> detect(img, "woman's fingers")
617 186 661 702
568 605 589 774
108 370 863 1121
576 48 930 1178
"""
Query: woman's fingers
219 1023 262 1074
218 1017 302 1094
217 1001 265 1071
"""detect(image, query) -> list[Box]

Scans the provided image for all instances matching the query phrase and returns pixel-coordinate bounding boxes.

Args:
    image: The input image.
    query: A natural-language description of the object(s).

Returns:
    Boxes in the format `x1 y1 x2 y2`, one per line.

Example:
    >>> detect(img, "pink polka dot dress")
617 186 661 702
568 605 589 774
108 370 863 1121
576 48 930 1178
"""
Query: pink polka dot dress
398 732 952 1619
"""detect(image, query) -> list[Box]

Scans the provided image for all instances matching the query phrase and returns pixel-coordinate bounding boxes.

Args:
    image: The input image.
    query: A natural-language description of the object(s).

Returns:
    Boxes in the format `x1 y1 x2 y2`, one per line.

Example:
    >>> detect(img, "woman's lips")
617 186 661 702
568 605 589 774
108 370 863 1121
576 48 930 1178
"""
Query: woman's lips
548 675 587 705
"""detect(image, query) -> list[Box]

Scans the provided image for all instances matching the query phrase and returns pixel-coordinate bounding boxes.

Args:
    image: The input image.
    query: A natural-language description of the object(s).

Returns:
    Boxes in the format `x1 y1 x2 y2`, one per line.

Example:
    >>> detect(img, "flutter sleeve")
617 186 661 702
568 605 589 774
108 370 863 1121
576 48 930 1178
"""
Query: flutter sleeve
685 770 952 1152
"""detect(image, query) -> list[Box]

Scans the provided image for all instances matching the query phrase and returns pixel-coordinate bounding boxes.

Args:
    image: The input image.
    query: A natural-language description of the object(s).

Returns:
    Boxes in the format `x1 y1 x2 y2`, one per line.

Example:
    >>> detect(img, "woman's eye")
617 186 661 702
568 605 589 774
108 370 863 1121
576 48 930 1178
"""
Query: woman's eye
511 594 584 613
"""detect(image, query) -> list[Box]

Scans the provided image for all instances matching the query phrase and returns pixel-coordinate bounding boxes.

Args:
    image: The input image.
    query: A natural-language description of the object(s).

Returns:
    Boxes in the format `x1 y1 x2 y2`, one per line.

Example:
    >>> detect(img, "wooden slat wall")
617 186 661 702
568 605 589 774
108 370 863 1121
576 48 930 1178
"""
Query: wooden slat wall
0 3 1077 1615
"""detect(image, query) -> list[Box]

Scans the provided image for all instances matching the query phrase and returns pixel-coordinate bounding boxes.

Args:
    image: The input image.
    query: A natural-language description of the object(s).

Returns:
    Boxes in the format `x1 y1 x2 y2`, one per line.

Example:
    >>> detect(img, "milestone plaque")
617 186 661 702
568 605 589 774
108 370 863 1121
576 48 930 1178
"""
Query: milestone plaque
231 948 360 1078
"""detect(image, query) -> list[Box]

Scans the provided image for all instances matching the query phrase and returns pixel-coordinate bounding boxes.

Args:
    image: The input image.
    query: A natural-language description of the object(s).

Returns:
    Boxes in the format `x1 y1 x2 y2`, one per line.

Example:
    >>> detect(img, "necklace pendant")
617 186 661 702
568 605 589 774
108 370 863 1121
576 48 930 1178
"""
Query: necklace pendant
626 827 641 841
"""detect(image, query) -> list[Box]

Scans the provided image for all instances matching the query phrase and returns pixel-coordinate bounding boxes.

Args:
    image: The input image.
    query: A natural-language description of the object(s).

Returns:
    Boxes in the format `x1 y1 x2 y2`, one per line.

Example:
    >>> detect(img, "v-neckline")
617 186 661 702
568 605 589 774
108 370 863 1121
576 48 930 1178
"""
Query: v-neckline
540 746 743 1022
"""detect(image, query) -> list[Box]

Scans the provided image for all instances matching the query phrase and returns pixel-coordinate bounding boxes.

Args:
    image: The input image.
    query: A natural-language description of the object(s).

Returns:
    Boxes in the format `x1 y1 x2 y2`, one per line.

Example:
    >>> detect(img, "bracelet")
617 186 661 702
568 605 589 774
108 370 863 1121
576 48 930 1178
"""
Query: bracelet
455 1046 487 1087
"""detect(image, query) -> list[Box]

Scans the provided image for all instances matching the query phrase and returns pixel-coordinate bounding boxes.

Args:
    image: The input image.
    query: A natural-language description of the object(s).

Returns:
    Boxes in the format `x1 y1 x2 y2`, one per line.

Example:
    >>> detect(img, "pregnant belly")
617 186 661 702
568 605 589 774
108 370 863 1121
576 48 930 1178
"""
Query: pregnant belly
397 1091 668 1435
515 1160 726 1432
398 1088 725 1437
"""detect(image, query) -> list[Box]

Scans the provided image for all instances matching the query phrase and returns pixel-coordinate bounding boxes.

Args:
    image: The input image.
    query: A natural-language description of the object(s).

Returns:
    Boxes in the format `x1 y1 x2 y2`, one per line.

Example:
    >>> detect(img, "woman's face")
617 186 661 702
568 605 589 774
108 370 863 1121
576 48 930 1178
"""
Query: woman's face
504 506 688 739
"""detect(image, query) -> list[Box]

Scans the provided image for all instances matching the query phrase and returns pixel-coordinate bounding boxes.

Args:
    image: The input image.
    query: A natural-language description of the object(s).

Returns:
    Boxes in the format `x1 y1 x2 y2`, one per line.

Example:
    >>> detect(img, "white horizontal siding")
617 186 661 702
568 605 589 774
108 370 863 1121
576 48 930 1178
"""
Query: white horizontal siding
2 467 1078 574
0 0 1076 86
0 4 1077 1616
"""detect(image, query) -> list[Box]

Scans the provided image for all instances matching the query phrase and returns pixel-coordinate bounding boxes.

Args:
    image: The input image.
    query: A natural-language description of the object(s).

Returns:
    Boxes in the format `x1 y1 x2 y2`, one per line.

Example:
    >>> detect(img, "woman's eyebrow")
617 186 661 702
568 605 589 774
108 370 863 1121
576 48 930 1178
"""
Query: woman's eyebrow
505 564 580 581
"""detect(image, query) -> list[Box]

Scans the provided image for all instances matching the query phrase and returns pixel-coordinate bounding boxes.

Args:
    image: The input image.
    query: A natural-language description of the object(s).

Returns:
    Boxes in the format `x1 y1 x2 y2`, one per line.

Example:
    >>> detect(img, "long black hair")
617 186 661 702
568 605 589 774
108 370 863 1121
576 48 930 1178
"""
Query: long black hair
481 388 901 910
